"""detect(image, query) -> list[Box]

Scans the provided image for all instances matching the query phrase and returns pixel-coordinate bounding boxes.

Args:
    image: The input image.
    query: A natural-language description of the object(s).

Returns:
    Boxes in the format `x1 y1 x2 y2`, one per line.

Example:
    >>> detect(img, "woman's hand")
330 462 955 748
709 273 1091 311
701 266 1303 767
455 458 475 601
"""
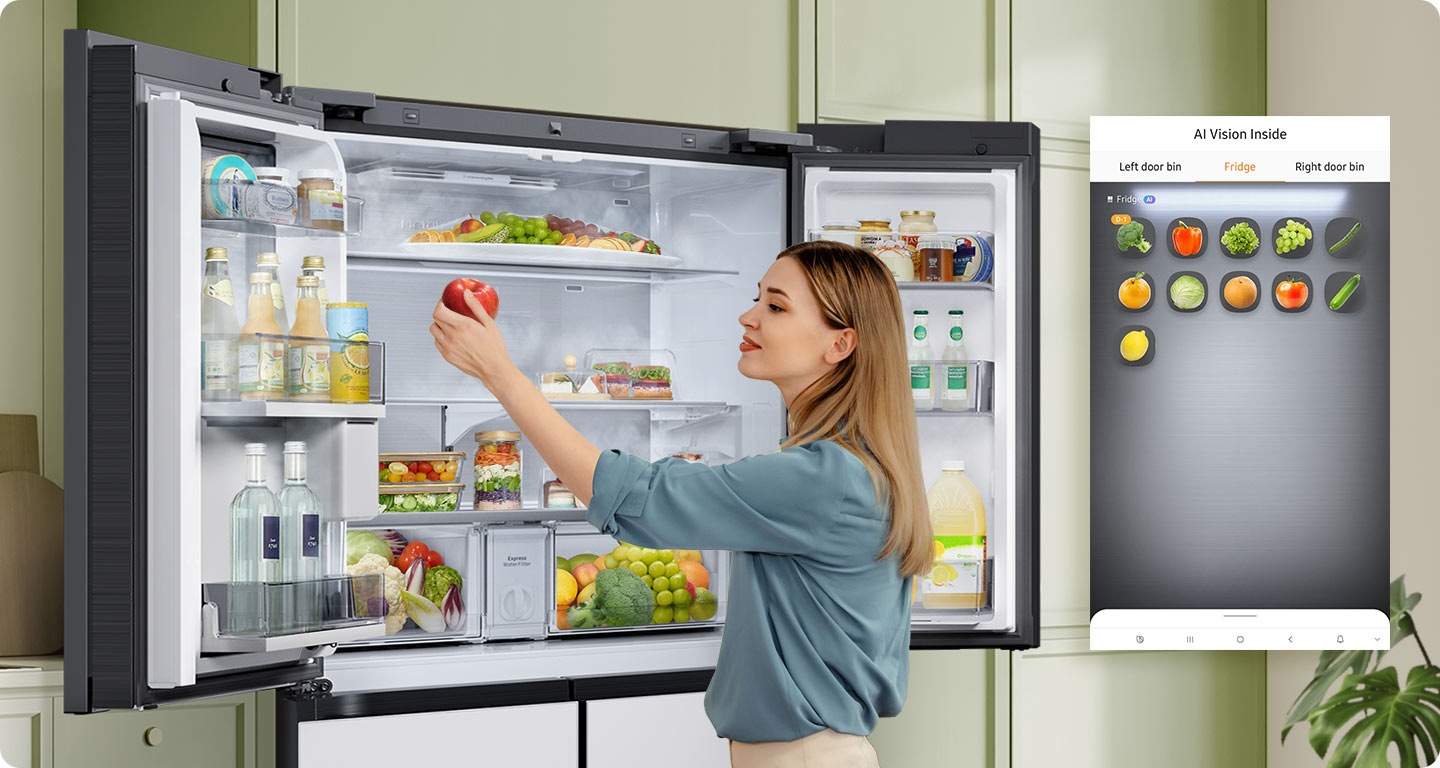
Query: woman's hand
430 294 514 388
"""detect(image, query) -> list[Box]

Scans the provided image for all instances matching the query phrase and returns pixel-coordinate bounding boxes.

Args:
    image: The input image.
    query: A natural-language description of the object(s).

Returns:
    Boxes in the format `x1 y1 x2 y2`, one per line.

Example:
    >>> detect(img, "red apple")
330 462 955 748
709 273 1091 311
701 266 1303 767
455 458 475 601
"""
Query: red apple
455 216 483 235
1276 277 1309 309
442 277 499 319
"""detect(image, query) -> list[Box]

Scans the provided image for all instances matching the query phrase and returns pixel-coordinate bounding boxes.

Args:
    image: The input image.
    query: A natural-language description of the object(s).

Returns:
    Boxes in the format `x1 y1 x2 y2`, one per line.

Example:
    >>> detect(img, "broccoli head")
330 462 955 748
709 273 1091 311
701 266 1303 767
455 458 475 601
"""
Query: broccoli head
1116 221 1151 253
567 568 655 628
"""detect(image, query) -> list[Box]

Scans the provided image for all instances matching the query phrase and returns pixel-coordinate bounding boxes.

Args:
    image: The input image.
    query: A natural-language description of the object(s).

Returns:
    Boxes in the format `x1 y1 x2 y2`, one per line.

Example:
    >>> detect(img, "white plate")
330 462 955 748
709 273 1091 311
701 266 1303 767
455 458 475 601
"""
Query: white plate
397 241 681 269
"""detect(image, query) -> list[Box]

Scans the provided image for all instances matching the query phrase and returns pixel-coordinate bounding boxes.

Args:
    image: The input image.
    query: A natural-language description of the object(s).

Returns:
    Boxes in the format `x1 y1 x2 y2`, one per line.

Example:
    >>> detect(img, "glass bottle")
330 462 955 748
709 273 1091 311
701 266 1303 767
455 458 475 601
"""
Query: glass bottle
285 276 330 402
229 443 281 633
908 310 935 411
238 273 287 401
200 247 240 401
256 251 289 333
278 441 323 632
940 309 970 411
301 255 329 307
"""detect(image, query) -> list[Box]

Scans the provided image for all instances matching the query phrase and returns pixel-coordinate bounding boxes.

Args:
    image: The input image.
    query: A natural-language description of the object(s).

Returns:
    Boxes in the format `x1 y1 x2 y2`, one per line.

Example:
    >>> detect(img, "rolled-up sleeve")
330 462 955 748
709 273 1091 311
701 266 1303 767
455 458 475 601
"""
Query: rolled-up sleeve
584 443 854 555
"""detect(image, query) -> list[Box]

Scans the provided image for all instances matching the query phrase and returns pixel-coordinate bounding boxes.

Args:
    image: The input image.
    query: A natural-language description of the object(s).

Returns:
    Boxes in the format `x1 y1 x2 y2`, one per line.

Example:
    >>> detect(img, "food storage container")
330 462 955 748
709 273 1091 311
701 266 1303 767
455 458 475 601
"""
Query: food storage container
816 221 861 243
536 354 606 400
474 431 523 509
542 467 584 509
343 524 479 645
552 523 725 635
856 218 893 252
378 452 465 484
378 482 464 513
583 348 677 400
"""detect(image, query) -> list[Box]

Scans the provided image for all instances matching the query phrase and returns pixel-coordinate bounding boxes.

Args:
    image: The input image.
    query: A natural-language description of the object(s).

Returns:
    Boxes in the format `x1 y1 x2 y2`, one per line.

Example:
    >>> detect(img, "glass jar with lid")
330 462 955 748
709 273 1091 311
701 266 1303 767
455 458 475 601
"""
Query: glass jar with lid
474 430 523 509
296 169 345 231
872 239 915 283
817 221 861 244
898 211 937 278
856 218 893 252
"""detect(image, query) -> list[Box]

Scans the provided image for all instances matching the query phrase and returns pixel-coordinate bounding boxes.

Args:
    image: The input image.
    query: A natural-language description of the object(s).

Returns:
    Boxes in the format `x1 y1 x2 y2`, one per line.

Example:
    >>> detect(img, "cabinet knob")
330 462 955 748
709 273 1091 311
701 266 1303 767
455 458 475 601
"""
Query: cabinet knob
144 726 164 746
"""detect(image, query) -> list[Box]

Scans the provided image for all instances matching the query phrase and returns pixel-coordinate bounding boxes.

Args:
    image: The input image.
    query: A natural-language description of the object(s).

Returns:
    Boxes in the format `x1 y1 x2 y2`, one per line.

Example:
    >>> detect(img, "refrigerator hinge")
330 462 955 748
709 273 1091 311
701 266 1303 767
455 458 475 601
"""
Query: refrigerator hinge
282 677 334 702
728 128 814 154
282 87 378 120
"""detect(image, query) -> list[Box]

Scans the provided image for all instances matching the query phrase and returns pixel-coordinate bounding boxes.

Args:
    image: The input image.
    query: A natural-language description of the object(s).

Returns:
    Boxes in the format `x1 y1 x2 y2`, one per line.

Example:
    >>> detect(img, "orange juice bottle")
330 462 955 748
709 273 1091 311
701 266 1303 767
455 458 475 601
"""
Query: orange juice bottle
920 461 987 610
285 276 330 401
238 272 286 401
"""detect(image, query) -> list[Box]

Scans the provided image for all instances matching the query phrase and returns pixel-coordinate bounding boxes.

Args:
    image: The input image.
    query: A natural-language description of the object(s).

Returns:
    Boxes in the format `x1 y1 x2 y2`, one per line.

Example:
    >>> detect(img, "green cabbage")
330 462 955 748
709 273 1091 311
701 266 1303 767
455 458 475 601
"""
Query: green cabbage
345 530 393 566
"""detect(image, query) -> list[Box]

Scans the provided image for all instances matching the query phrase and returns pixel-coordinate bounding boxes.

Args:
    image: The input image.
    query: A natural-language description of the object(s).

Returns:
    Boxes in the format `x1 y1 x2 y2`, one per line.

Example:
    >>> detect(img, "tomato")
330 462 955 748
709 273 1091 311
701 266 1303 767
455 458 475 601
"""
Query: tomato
387 471 405 483
441 277 500 320
417 461 433 475
400 541 429 560
407 462 419 473
395 552 417 572
429 472 442 481
402 472 417 482
1276 277 1310 309
440 470 456 482
423 550 445 568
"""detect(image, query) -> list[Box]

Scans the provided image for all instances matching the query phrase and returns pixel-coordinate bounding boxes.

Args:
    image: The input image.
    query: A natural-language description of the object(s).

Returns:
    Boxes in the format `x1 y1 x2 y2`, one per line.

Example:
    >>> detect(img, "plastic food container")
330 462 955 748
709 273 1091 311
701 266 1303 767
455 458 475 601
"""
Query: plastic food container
378 452 464 484
583 348 677 400
378 482 464 513
536 354 606 400
474 431 522 509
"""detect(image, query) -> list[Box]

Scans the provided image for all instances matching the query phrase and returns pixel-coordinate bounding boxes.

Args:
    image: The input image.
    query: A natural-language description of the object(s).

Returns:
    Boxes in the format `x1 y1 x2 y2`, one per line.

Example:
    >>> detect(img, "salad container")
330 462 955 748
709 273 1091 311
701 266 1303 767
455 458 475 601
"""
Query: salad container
378 452 465 484
379 482 464 513
474 431 523 509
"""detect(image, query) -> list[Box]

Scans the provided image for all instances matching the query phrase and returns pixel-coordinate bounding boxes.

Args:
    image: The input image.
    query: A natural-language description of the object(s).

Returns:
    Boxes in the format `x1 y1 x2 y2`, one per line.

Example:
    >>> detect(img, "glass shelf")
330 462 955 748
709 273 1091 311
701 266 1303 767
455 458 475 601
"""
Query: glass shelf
897 281 994 291
388 397 731 412
347 251 739 282
201 218 353 239
201 400 386 425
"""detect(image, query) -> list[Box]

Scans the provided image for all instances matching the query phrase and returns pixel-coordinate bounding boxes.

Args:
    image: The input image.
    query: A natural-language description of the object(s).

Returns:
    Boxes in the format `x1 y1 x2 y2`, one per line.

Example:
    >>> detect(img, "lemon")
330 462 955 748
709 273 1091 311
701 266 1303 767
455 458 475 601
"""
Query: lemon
933 540 945 560
556 569 578 606
1120 330 1149 362
930 563 959 586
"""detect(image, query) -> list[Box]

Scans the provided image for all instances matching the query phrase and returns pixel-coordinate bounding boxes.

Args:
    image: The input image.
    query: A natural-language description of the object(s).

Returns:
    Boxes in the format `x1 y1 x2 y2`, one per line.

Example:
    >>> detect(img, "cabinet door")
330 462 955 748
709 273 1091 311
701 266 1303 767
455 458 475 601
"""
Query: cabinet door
0 698 51 768
298 702 578 766
815 0 1002 123
53 693 256 768
1011 0 1265 141
586 693 728 768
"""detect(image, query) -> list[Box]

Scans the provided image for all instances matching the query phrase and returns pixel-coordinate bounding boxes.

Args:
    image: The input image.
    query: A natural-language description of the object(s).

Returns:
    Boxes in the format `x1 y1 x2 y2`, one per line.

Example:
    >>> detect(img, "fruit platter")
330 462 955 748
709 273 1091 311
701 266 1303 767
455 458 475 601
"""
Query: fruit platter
400 212 681 269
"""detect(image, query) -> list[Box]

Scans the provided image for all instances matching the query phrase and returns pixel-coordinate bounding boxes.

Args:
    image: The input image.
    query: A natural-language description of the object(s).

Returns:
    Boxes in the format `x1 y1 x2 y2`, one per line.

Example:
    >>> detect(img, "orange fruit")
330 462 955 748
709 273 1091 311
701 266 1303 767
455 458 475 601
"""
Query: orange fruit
1224 275 1257 309
1118 272 1151 309
677 560 710 590
556 606 571 630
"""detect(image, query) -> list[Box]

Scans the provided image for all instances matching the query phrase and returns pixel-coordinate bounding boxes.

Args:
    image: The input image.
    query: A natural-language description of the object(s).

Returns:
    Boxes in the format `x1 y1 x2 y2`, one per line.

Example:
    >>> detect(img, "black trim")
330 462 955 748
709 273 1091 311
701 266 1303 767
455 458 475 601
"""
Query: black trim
320 97 792 171
799 121 1041 158
571 669 714 701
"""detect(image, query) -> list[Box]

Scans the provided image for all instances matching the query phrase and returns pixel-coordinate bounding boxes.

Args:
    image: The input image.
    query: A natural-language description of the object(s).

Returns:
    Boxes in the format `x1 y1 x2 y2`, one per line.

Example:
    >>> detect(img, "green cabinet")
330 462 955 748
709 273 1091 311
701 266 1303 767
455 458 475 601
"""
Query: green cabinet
811 0 1004 123
0 698 52 768
1010 0 1265 140
53 694 257 768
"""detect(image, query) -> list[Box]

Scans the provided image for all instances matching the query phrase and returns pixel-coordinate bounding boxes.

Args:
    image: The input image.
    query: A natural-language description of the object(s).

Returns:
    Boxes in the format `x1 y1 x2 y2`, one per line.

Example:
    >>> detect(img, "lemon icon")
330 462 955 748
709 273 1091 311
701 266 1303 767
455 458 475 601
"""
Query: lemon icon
933 540 945 560
1120 330 1149 362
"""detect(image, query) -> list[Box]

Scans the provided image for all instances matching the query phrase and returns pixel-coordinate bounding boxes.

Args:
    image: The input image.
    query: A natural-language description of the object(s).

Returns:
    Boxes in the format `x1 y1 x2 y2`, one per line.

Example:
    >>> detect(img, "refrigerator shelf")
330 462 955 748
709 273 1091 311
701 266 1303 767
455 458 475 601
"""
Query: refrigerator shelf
201 400 386 425
388 396 731 413
201 217 357 239
369 506 589 526
347 251 739 282
897 281 994 291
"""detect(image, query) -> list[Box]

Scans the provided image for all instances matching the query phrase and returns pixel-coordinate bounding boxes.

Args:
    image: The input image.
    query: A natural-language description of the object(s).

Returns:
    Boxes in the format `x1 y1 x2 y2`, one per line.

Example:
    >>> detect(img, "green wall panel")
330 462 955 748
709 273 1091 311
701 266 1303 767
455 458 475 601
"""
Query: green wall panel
77 0 260 67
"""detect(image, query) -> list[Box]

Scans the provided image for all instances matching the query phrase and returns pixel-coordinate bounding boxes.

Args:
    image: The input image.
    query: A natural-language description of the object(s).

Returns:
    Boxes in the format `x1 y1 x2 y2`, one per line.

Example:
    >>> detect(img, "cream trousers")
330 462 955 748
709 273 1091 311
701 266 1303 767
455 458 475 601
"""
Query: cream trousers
729 729 880 767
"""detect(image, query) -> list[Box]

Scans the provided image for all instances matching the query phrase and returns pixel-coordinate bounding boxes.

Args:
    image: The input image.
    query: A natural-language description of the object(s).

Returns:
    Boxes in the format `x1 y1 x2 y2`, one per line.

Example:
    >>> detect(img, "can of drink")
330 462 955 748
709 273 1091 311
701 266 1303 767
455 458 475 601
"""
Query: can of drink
952 232 995 283
326 303 370 403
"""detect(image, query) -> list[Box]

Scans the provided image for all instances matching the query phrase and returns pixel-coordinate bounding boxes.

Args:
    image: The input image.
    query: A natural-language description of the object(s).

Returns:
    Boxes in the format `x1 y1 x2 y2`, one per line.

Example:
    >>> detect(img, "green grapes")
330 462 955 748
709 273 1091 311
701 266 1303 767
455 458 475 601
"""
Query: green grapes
1275 219 1313 255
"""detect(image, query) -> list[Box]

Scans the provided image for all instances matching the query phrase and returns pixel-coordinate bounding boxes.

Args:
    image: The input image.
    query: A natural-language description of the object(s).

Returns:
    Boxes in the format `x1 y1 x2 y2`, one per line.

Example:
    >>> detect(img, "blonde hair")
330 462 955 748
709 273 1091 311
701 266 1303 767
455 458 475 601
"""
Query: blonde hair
777 241 932 577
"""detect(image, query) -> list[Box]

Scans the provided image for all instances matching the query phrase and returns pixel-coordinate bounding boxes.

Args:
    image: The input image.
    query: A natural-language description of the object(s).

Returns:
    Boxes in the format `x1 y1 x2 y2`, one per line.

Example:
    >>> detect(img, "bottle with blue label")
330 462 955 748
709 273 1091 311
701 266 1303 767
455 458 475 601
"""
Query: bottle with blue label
278 441 324 632
229 443 281 633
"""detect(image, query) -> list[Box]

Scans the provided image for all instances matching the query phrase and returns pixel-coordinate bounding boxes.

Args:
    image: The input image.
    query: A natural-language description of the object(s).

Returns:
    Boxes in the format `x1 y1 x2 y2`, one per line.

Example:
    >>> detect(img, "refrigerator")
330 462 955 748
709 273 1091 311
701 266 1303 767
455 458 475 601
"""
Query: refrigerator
63 29 1038 755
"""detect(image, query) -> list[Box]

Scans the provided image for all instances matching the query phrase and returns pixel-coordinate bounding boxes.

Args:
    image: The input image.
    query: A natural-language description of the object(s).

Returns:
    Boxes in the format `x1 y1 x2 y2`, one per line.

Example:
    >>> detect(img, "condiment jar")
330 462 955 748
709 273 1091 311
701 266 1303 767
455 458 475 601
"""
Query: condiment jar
474 430 523 509
818 221 861 244
917 234 955 282
898 211 937 277
245 167 298 225
856 218 893 252
871 239 915 283
297 169 345 231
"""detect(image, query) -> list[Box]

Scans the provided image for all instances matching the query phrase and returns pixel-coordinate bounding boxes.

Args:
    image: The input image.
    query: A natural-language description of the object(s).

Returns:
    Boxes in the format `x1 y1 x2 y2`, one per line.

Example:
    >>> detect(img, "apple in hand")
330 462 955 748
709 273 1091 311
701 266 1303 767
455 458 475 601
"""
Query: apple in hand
1276 276 1309 309
442 277 499 319
455 215 483 235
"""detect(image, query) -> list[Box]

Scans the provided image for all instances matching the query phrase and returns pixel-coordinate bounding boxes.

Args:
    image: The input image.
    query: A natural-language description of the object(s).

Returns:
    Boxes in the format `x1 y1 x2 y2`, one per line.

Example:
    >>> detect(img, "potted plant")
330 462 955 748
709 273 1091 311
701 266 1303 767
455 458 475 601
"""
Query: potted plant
1283 576 1440 767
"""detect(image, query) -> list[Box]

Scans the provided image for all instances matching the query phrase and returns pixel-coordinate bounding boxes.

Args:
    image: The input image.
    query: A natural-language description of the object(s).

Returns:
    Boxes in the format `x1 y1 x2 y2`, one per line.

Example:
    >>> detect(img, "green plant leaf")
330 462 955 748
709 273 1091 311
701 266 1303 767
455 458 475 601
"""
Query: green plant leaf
1284 576 1420 742
1307 665 1440 768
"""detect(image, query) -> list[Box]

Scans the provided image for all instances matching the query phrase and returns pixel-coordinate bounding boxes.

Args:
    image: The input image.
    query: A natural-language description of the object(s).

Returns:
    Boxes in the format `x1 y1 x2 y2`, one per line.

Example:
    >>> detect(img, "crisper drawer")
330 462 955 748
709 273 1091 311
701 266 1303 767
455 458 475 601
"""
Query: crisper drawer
343 523 480 645
552 523 726 635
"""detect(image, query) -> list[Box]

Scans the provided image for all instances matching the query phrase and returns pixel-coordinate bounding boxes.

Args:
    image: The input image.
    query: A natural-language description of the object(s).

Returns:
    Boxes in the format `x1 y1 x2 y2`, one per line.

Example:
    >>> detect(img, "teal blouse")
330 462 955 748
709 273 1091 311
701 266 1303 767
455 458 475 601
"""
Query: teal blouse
586 440 911 743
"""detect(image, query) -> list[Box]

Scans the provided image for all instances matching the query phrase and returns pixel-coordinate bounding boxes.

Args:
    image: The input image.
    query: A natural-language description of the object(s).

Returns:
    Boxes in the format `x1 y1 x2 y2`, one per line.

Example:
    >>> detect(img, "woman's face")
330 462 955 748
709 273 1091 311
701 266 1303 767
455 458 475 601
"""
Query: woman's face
737 256 852 405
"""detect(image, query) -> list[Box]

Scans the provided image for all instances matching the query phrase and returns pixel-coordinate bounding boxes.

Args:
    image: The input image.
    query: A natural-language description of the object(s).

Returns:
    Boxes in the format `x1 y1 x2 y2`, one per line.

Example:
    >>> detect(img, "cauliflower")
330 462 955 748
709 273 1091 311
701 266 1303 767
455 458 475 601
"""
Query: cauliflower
346 552 408 634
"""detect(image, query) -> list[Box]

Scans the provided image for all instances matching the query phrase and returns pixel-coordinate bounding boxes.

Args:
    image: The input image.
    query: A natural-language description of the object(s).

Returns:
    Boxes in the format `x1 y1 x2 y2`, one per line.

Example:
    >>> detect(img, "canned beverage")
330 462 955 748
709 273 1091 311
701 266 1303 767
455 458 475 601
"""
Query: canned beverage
952 232 995 283
327 303 370 403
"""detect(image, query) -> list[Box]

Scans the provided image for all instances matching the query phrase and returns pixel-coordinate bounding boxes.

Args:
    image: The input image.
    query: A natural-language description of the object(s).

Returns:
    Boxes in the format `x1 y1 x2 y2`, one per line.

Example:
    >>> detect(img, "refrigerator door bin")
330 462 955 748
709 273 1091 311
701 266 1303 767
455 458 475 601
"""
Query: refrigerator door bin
912 360 995 414
200 573 386 653
552 524 725 636
200 179 364 237
343 523 481 645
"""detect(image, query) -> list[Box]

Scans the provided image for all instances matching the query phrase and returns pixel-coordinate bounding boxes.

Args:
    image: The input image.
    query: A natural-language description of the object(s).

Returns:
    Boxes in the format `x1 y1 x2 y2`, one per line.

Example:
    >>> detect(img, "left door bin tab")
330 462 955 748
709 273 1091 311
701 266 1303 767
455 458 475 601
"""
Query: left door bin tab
200 573 387 653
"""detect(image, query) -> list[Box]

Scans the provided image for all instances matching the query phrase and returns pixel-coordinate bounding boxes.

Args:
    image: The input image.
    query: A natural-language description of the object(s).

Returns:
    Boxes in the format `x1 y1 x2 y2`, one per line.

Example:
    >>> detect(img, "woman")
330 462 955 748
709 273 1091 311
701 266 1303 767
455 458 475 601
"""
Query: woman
430 240 932 766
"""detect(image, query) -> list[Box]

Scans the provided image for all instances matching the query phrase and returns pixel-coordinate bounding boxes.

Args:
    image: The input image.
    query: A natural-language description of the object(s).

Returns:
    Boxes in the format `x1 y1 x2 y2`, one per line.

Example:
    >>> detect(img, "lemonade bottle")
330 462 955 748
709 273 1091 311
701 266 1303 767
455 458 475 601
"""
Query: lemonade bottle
921 461 987 610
